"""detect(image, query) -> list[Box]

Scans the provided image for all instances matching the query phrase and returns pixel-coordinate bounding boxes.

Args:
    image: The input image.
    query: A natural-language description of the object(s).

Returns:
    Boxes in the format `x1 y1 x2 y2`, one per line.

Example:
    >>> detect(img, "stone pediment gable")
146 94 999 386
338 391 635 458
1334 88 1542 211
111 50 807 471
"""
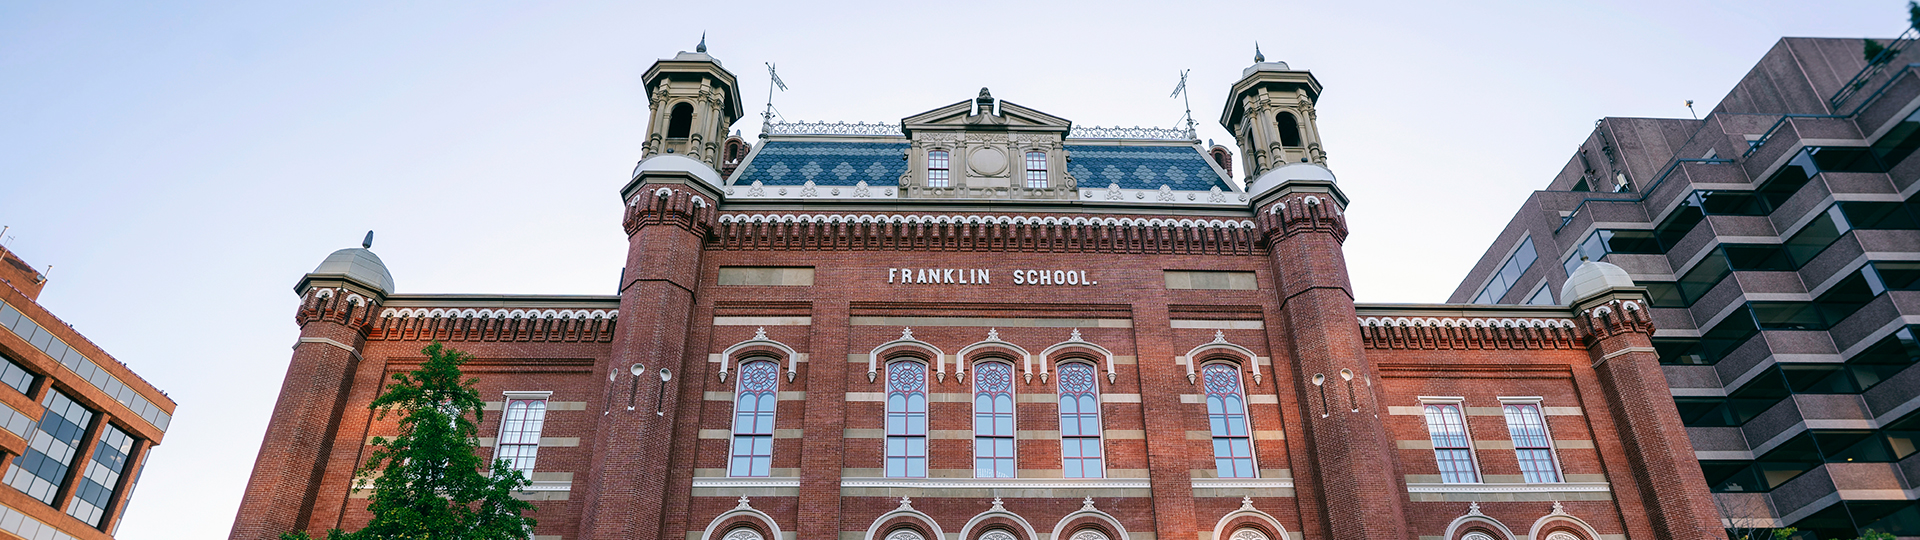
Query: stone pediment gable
901 100 1071 135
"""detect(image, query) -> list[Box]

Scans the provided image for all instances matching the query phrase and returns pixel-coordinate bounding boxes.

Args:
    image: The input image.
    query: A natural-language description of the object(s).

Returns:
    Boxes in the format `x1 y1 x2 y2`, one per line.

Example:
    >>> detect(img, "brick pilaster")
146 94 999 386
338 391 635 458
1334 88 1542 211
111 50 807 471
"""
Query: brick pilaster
798 300 848 540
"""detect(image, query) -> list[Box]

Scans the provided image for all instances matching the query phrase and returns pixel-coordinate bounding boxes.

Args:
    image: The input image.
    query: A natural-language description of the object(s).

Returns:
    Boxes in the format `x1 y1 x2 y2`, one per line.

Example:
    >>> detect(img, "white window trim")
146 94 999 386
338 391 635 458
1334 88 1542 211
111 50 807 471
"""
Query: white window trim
1055 361 1104 478
1202 361 1259 479
1417 397 1481 484
972 359 1019 479
728 358 781 478
885 360 930 479
496 391 551 474
1497 397 1564 484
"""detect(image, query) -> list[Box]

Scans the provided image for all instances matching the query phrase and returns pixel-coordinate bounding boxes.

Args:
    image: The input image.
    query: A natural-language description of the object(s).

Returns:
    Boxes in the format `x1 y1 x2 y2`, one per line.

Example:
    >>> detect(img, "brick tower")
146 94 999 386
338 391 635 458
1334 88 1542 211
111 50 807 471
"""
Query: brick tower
1563 262 1723 540
1230 54 1410 539
229 241 394 539
573 41 734 540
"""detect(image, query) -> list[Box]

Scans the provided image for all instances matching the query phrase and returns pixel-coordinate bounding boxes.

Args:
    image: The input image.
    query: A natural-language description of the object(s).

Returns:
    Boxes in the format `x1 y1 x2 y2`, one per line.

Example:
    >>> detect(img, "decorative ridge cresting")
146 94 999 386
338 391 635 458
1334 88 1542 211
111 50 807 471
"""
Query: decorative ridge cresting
712 213 1263 255
369 307 618 343
1067 125 1196 140
1357 317 1583 350
763 120 904 137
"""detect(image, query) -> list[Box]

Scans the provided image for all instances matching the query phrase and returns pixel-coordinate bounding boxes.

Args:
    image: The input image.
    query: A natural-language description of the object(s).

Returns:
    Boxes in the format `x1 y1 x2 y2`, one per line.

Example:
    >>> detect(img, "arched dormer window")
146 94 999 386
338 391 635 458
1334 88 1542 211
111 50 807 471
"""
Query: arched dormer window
1275 112 1302 147
973 360 1016 478
668 103 695 139
1025 151 1048 188
927 150 951 188
1057 362 1103 478
886 360 929 478
1202 363 1255 478
728 359 781 477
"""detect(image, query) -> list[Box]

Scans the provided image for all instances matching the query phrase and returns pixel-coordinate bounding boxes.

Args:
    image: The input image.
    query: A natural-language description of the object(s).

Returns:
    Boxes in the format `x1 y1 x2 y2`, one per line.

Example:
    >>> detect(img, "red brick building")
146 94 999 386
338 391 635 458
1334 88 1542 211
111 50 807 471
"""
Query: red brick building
229 44 1724 540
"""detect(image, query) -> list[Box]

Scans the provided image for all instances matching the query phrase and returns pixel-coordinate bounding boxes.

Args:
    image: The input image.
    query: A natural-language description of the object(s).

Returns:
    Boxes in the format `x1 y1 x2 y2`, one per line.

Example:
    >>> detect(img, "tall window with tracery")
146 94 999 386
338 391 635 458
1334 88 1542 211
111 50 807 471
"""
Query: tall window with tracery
1025 151 1047 188
1503 403 1560 483
497 398 547 474
886 361 929 478
973 361 1016 478
927 150 950 187
1423 403 1479 483
729 360 781 477
1203 363 1255 478
1057 362 1103 478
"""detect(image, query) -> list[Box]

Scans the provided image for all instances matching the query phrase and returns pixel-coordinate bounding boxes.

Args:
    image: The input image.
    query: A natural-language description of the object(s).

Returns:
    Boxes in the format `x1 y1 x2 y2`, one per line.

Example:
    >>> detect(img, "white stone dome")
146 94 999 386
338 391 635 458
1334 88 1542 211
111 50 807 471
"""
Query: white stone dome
309 247 395 295
1561 259 1634 304
1247 162 1336 198
632 153 724 190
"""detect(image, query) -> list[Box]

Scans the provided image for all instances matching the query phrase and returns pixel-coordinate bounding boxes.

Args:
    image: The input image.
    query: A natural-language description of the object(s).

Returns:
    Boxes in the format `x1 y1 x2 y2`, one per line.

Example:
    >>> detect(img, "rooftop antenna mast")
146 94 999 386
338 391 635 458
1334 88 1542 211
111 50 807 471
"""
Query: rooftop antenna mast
761 62 788 136
1171 69 1197 140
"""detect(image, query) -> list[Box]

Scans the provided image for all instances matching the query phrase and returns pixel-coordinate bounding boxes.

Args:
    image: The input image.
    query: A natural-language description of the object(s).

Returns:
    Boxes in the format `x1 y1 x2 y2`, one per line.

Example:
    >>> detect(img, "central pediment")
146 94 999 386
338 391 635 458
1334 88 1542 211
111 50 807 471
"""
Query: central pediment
900 90 1072 137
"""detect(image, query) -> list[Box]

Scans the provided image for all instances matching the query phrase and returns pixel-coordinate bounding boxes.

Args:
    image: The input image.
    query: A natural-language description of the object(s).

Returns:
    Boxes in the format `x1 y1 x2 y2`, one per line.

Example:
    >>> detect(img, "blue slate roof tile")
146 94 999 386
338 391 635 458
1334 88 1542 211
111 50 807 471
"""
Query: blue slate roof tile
1063 145 1230 191
733 140 908 186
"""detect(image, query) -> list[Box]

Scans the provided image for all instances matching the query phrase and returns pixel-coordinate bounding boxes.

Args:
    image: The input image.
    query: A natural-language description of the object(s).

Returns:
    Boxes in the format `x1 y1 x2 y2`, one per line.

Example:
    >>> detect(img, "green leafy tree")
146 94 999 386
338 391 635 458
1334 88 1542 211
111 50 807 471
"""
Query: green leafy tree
1866 39 1889 64
284 342 535 540
1909 1 1919 29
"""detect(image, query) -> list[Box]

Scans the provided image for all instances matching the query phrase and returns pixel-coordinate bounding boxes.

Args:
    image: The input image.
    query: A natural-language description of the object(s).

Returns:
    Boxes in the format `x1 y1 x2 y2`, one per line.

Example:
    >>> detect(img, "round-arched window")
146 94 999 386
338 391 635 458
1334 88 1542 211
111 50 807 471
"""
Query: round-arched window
723 528 764 540
668 103 695 138
978 530 1018 540
886 529 927 540
1228 528 1268 540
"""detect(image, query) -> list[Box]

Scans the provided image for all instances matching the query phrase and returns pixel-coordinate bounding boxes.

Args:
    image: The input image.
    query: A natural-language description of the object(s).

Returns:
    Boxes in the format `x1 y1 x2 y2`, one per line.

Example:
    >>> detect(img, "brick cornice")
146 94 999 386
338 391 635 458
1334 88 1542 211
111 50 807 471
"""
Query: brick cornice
710 213 1262 255
1256 192 1348 244
624 184 718 237
295 287 380 333
1358 316 1585 350
367 307 618 343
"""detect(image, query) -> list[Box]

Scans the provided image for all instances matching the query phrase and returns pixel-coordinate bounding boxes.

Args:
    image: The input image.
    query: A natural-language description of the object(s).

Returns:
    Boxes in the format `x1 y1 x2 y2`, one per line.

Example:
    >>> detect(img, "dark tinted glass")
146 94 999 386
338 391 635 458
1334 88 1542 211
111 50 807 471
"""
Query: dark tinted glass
1839 201 1919 230
1724 244 1794 271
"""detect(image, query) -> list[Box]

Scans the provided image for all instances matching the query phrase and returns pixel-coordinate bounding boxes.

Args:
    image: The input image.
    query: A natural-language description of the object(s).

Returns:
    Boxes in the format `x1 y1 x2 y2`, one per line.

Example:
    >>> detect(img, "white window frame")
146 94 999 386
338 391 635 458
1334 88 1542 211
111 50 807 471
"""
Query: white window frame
1056 361 1104 478
1024 150 1048 189
1201 361 1258 479
1499 396 1562 483
972 359 1018 478
927 150 951 188
728 358 782 477
497 390 552 474
885 360 930 478
1418 396 1480 484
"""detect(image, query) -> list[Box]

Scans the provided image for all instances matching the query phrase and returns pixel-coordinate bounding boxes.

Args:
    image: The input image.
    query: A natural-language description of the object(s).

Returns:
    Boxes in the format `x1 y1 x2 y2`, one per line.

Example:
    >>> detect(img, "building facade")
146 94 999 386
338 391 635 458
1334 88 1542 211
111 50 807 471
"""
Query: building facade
1449 36 1920 537
0 244 172 539
231 44 1724 540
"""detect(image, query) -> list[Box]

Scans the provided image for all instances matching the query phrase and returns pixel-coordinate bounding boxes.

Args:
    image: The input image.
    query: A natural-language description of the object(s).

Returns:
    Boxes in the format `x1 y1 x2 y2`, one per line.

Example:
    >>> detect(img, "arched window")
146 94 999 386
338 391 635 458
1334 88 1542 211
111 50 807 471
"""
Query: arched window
728 360 780 477
723 528 765 540
1544 532 1581 540
1461 533 1496 540
886 361 929 478
1069 530 1109 540
1057 362 1103 478
927 150 951 188
1503 403 1560 483
1422 403 1479 483
497 397 547 473
1228 528 1269 540
886 529 928 540
973 361 1016 478
1275 112 1302 147
1025 151 1048 188
1203 363 1255 478
979 530 1018 540
668 103 694 139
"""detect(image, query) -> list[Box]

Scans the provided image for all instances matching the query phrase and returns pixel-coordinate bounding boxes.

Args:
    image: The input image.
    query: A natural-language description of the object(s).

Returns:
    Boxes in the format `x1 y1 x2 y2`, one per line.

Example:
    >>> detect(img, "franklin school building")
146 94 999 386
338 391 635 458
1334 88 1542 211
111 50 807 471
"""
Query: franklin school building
229 44 1729 540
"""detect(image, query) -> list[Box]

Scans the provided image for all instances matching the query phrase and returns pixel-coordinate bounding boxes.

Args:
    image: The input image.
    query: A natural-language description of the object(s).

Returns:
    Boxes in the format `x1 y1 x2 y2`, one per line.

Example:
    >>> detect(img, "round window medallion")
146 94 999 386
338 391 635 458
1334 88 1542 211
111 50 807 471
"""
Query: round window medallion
968 147 1008 176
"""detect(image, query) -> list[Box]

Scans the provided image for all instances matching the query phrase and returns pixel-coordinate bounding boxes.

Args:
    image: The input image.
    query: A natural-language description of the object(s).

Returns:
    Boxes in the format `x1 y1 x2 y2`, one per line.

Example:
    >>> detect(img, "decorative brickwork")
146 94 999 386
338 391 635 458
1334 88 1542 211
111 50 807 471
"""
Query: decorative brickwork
712 214 1262 255
1357 317 1582 350
368 309 618 343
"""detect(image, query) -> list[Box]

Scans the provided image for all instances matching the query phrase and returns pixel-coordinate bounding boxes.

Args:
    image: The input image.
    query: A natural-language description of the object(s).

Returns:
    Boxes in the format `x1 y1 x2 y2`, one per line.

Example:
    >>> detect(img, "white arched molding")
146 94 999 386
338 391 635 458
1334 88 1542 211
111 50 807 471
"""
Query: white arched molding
1442 502 1516 540
1183 331 1263 385
869 328 945 383
958 329 1034 383
1526 503 1602 540
721 327 803 382
1208 497 1290 540
700 497 784 540
865 497 947 540
724 529 764 540
956 498 1041 540
1049 497 1131 540
1042 329 1117 384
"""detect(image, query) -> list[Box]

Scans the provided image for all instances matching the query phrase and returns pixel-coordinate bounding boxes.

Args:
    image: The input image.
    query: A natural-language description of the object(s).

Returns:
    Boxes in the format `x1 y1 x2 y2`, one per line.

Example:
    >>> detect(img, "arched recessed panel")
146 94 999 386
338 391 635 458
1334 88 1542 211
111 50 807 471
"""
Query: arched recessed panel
669 103 695 138
1275 112 1302 147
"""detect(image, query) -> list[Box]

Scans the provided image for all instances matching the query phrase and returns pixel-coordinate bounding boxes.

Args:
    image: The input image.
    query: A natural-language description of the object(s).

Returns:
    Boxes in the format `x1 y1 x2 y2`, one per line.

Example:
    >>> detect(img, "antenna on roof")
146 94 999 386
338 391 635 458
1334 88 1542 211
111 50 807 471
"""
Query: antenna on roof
1685 99 1698 120
761 62 788 137
1170 69 1197 140
362 230 374 249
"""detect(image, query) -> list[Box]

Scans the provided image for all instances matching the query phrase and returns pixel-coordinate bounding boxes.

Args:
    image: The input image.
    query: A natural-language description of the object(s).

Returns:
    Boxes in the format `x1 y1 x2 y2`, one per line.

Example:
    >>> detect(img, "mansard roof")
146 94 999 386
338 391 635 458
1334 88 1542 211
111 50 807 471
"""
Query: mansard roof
730 140 910 187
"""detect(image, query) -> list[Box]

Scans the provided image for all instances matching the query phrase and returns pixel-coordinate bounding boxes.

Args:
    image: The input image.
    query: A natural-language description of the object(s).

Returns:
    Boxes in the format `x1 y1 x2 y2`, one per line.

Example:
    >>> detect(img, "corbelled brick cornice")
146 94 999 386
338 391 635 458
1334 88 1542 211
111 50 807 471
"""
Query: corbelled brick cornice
1256 192 1347 243
624 185 718 236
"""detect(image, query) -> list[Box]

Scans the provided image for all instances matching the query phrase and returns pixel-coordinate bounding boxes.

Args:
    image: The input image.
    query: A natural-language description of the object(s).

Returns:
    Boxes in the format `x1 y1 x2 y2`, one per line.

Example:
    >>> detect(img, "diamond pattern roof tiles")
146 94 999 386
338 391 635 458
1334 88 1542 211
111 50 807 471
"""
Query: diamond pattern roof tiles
733 141 909 186
1063 145 1230 191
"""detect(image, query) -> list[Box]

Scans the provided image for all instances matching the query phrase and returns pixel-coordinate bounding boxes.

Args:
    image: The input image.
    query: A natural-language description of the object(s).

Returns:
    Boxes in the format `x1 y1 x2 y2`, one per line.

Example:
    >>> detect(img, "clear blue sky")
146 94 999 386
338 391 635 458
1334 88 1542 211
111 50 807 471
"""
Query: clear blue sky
0 1 1896 537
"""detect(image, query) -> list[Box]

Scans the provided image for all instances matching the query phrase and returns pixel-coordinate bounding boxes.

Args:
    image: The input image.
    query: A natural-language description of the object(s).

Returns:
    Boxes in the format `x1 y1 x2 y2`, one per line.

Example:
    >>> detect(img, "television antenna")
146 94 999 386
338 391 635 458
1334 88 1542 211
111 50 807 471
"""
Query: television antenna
1170 69 1197 139
761 62 788 134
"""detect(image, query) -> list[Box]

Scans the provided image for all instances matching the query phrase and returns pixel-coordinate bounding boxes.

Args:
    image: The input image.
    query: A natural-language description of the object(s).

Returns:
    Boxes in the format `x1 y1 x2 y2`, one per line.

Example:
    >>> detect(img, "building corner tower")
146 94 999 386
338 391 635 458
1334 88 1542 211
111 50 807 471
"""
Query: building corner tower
574 41 733 540
229 244 393 540
1228 54 1410 540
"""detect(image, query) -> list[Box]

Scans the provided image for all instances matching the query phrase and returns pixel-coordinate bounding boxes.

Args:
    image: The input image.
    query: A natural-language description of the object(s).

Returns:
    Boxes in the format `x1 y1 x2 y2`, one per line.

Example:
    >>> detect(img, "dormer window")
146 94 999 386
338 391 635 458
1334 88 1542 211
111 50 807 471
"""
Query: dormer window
1025 151 1047 188
928 150 951 188
667 103 694 139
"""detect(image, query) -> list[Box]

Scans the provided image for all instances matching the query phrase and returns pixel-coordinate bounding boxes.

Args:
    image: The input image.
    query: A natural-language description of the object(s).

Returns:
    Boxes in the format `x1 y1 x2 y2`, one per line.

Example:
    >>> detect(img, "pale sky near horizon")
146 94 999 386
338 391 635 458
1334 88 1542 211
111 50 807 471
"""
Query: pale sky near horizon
0 1 1898 537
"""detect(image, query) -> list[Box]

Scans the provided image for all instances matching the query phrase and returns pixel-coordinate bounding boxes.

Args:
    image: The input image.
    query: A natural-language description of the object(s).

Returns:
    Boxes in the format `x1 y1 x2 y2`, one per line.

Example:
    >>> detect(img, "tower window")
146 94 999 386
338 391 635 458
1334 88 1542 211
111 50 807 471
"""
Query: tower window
973 361 1016 478
1025 151 1048 188
885 361 928 478
1422 403 1479 483
729 360 780 477
1276 112 1302 147
497 397 548 473
1203 363 1255 478
1057 362 1104 478
667 103 694 139
928 150 950 188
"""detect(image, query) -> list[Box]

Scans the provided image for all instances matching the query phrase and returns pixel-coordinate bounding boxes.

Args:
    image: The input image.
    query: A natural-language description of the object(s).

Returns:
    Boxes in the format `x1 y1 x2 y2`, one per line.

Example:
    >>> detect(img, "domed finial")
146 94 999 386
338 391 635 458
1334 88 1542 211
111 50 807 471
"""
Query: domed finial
978 87 992 100
696 32 707 53
1254 42 1264 63
362 230 374 249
